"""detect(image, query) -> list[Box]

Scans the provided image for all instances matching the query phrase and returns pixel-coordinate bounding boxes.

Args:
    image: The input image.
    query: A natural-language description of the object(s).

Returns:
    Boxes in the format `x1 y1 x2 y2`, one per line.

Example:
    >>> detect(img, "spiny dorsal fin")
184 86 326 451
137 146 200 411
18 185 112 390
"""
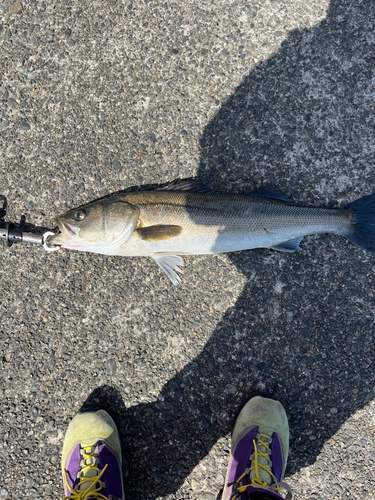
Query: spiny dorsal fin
156 179 213 193
248 187 291 203
136 224 183 241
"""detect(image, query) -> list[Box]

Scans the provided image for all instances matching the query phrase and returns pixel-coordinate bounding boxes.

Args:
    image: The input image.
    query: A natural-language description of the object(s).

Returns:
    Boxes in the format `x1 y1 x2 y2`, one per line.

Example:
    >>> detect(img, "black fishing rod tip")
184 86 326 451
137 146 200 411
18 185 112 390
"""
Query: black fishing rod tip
3 221 23 247
5 222 14 247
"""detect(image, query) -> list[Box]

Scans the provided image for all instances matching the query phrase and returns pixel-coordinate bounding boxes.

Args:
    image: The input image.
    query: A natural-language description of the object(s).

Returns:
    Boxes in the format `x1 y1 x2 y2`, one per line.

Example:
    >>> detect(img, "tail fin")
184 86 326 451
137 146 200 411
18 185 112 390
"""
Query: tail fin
342 194 375 253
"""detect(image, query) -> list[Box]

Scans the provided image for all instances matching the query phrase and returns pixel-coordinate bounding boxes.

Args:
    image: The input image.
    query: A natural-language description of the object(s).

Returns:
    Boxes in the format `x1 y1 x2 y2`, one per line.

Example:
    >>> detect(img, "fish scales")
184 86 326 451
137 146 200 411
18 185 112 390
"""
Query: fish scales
119 191 350 256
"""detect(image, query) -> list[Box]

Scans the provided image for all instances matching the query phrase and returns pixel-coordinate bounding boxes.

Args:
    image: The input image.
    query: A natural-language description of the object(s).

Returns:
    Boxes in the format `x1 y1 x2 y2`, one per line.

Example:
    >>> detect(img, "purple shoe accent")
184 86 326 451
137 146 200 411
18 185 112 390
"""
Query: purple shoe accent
97 440 124 499
225 428 287 500
227 426 258 486
63 440 124 499
64 444 81 494
270 433 284 481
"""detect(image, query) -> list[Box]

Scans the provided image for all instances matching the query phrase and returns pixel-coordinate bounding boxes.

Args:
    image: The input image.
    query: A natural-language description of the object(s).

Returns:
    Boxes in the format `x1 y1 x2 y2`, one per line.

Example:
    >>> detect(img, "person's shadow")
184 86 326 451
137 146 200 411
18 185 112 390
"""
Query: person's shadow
82 1 375 498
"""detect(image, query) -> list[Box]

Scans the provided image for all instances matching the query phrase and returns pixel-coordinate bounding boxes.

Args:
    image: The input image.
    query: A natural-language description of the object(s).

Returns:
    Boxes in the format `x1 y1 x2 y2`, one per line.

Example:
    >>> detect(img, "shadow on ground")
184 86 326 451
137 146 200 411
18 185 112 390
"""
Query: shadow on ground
81 1 375 498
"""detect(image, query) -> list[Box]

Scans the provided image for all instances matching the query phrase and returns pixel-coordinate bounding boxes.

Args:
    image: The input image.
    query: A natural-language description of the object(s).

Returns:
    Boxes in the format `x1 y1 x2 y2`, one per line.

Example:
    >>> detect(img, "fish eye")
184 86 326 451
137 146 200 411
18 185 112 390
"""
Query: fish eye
73 210 86 221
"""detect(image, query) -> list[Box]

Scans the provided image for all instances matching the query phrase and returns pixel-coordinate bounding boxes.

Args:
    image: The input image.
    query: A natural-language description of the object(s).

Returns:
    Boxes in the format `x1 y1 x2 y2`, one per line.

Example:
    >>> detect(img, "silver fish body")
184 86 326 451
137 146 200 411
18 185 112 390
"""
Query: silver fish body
116 191 350 256
48 182 375 285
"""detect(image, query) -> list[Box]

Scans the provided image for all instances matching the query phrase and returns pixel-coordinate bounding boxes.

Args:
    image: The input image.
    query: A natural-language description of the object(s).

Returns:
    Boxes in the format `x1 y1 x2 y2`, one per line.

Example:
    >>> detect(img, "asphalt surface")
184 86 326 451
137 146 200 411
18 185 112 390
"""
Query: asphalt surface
1 0 375 499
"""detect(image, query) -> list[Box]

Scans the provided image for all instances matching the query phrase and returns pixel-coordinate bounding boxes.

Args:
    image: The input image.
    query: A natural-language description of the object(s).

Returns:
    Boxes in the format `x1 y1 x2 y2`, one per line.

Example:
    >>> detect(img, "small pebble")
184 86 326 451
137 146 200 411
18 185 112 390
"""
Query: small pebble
362 109 370 118
198 494 215 500
19 121 31 131
225 384 237 394
356 274 366 286
9 2 22 14
215 473 224 484
112 159 122 172
106 358 117 376
332 483 344 494
29 407 38 420
133 357 143 366
286 311 293 322
330 407 338 414
191 479 200 491
124 384 132 394
21 369 31 379
0 489 8 496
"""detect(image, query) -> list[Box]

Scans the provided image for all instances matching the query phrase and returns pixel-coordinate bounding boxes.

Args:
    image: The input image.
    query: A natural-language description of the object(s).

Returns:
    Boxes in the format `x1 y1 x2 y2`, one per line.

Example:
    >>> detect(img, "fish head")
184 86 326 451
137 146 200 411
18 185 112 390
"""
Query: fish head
48 199 140 254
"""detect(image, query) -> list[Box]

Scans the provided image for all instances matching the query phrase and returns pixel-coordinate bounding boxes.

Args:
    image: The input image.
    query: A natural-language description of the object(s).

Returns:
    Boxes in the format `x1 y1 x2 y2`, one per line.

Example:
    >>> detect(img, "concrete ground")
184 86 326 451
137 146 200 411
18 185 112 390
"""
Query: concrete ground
1 0 375 499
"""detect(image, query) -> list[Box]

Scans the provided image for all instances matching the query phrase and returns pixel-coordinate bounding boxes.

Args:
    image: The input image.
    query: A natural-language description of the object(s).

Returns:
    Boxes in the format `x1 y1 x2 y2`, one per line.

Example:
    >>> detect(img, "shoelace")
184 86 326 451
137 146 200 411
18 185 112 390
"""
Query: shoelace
230 433 292 500
63 445 109 500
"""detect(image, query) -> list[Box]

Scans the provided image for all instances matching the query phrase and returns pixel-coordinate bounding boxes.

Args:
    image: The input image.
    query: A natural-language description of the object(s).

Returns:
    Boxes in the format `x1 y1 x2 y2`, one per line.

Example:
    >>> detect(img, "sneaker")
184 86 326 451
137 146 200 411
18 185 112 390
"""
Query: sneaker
222 396 292 500
61 409 124 500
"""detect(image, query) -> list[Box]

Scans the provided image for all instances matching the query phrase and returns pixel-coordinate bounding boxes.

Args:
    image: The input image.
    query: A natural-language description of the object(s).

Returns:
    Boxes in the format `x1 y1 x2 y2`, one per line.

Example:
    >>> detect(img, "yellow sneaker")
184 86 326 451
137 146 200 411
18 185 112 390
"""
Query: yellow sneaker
222 396 292 500
61 410 124 500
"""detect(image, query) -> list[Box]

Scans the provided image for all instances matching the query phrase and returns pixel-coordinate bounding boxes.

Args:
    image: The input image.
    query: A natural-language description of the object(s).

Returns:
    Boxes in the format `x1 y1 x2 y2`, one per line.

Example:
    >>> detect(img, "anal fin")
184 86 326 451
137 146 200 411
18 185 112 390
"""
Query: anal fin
271 236 303 253
152 253 184 285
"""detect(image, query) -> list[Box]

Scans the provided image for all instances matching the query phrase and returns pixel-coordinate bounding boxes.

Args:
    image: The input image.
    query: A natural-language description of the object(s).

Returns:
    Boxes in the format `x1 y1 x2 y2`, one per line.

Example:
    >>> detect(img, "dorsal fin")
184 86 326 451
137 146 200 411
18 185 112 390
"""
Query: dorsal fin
248 187 291 203
156 179 213 193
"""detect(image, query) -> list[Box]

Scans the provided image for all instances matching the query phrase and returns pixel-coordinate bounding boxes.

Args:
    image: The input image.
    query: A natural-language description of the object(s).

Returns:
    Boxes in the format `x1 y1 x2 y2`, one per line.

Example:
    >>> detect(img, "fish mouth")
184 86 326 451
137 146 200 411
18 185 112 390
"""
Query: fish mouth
56 218 80 240
47 218 80 247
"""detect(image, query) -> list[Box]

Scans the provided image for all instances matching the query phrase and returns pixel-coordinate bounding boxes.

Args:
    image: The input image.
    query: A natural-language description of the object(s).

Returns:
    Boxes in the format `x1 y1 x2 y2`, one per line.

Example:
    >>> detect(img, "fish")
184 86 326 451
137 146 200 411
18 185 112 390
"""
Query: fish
47 180 375 285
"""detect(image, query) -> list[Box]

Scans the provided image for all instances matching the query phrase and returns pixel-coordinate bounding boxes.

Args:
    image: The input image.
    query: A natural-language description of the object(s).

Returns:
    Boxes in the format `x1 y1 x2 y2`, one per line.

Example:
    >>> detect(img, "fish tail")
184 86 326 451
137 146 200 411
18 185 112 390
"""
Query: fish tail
341 194 375 253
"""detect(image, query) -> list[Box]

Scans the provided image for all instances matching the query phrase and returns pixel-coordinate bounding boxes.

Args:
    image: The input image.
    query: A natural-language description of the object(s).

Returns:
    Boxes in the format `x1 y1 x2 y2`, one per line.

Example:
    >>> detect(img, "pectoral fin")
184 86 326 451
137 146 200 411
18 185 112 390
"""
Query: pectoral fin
271 237 303 253
136 224 183 241
152 253 184 286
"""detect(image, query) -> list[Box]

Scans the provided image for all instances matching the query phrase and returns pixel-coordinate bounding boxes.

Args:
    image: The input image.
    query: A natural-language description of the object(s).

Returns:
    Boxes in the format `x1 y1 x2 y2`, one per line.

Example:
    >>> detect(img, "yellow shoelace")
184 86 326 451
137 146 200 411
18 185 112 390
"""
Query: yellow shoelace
63 446 109 500
230 433 292 500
